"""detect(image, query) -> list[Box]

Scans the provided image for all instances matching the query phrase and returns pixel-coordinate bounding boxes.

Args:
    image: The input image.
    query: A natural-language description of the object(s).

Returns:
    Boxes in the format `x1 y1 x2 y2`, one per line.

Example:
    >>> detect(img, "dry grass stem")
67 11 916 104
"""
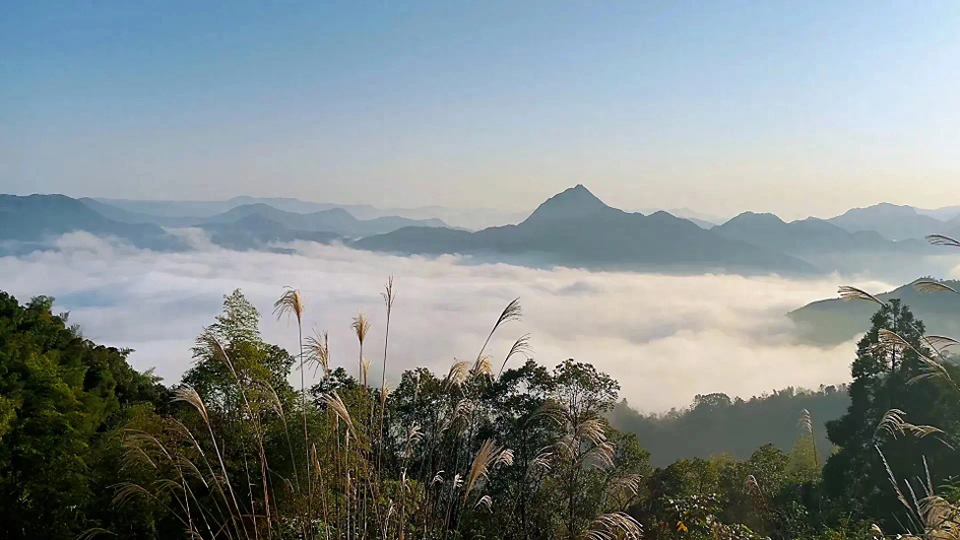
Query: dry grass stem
838 285 885 306
913 280 960 295
927 234 960 248
273 287 304 325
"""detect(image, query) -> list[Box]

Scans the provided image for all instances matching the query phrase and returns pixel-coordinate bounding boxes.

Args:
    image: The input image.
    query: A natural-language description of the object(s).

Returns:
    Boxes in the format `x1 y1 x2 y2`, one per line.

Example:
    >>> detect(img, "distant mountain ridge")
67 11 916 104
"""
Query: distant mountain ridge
89 195 960 241
826 202 949 241
79 198 197 227
0 194 184 253
354 186 818 275
6 190 960 280
1 195 346 253
915 205 960 222
198 214 340 252
636 207 724 228
94 197 525 230
714 211 923 254
202 203 448 237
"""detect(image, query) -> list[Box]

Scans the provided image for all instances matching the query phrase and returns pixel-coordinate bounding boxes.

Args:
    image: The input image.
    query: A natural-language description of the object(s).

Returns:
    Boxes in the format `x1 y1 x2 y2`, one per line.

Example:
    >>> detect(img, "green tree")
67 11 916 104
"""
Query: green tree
824 299 953 527
0 292 170 539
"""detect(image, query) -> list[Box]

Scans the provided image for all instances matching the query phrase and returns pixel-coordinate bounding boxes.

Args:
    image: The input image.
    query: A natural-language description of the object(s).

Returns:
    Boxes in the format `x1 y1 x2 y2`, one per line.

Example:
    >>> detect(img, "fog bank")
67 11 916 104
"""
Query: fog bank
0 232 886 411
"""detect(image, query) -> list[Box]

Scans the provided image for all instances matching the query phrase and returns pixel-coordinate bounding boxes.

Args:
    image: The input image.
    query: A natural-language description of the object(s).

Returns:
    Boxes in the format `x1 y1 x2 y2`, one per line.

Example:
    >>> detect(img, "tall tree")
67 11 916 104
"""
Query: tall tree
823 299 952 527
0 292 170 539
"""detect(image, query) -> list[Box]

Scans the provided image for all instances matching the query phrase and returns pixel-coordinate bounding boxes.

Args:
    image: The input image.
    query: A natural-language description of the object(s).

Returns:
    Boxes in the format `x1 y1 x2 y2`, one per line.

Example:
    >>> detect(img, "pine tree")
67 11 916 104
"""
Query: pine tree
823 299 951 527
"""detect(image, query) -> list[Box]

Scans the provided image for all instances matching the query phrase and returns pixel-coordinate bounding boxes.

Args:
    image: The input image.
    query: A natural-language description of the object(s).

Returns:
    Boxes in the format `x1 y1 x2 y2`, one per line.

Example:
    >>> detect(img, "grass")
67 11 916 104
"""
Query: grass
107 277 645 540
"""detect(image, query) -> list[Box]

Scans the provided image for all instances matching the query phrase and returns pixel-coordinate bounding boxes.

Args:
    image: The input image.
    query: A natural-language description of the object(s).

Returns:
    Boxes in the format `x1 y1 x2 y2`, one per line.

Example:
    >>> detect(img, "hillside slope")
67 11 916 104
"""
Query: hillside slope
789 278 960 345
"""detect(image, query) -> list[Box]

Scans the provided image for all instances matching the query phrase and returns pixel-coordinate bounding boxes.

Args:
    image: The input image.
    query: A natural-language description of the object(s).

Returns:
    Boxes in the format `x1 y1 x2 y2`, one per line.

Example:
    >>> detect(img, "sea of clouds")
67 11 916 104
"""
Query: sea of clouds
0 231 907 412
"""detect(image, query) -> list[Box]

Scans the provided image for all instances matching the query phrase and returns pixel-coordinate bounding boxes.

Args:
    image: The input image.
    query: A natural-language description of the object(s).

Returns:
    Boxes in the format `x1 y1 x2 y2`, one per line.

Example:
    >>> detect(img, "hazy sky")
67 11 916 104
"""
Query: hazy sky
3 1 959 220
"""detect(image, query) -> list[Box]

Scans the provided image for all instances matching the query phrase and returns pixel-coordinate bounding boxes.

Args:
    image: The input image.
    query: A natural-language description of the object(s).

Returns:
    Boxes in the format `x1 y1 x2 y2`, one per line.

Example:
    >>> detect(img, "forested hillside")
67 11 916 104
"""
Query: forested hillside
4 274 960 540
611 386 850 466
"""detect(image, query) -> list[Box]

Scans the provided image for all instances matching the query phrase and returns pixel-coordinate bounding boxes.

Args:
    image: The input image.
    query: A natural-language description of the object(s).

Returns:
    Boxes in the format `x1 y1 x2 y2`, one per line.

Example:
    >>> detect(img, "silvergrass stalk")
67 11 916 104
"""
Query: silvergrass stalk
800 408 819 468
274 286 311 537
311 443 332 540
168 419 235 537
351 308 374 540
203 333 274 535
113 284 541 540
175 387 250 540
377 276 395 477
264 383 302 498
351 312 371 383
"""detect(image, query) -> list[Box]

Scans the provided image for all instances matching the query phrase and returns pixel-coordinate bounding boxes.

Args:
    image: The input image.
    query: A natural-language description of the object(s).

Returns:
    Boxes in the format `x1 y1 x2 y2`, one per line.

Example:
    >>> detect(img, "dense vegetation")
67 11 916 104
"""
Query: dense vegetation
4 244 960 539
610 386 849 467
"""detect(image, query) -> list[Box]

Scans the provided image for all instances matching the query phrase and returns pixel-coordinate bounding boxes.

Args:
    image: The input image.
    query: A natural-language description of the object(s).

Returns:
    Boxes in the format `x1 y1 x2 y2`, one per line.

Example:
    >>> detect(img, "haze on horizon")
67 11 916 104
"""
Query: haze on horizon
3 1 960 220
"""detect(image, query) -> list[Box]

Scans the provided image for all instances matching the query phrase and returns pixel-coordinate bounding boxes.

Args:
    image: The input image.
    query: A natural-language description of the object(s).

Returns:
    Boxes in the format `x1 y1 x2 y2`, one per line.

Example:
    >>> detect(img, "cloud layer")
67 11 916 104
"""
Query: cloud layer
0 232 889 411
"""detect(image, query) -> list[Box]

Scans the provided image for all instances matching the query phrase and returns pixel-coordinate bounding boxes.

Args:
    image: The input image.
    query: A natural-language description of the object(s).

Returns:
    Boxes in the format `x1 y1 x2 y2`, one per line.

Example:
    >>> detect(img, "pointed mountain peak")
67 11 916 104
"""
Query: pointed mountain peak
721 211 786 227
522 185 611 224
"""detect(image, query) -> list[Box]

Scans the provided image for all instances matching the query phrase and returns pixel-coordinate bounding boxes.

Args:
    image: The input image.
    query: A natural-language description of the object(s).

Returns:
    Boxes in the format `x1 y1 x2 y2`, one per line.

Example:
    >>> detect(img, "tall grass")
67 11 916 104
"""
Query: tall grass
111 281 615 540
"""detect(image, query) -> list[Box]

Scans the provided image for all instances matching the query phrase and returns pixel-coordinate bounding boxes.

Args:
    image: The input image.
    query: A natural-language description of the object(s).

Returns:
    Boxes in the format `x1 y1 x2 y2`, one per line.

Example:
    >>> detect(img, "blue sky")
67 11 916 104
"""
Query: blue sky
3 1 959 219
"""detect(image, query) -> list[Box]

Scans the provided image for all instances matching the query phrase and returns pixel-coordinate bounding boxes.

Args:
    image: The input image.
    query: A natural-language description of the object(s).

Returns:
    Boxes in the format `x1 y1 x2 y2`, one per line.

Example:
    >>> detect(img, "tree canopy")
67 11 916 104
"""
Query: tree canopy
4 285 960 540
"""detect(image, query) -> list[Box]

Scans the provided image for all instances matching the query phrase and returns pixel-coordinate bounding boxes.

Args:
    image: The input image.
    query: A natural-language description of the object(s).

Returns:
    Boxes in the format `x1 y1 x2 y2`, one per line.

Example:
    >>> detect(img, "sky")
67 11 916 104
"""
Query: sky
3 1 960 220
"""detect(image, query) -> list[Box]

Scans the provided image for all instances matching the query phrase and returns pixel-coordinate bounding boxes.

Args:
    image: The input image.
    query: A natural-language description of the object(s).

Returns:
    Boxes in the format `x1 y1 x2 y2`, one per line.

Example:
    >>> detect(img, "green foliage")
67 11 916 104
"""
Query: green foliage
823 300 958 527
0 291 171 539
611 386 849 466
8 284 960 540
786 433 821 483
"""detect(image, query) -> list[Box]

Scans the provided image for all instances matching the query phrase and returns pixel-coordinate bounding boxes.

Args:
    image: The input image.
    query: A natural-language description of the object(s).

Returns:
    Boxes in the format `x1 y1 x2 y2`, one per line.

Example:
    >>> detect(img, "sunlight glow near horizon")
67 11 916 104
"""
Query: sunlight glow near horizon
3 1 959 220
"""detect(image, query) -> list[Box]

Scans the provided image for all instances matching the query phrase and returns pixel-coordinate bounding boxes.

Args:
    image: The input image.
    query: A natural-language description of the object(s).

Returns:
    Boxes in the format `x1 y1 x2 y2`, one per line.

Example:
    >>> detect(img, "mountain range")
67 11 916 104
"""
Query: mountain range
3 186 960 279
197 214 341 252
825 203 960 242
713 212 924 255
82 193 960 243
353 185 817 275
0 194 185 254
201 203 448 238
93 196 527 230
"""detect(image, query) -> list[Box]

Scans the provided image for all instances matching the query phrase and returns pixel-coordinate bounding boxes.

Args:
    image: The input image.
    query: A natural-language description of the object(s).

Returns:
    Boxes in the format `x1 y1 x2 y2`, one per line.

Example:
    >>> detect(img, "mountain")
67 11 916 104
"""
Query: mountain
713 211 953 282
198 214 340 251
369 206 529 230
203 203 449 237
668 207 724 225
827 203 949 241
0 195 183 253
92 198 232 218
95 197 524 229
522 184 611 224
788 278 960 345
219 197 527 229
714 212 920 254
944 214 960 236
915 205 960 222
0 194 347 254
80 198 197 227
684 217 716 229
353 185 818 275
636 207 724 228
225 196 345 215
